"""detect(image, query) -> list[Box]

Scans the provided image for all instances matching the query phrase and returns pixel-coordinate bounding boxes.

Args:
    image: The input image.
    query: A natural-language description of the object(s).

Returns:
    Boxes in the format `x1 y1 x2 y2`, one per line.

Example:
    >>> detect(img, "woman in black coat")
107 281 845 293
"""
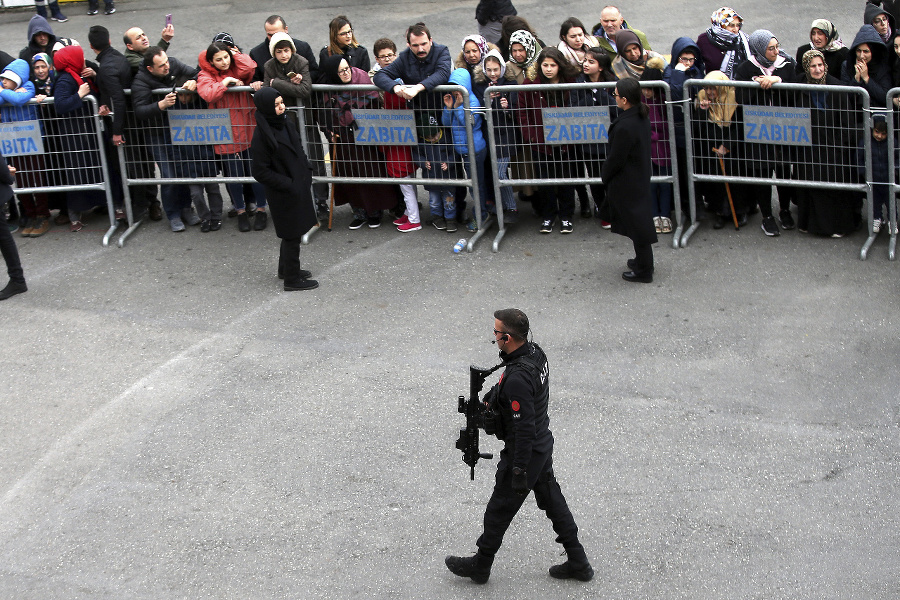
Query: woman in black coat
601 77 657 283
0 150 27 300
250 87 319 291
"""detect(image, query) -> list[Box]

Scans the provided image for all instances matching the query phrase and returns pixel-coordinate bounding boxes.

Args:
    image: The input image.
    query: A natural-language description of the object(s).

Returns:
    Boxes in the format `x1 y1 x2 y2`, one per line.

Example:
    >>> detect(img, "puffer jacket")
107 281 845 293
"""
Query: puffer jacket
0 59 38 122
441 68 485 155
196 50 258 154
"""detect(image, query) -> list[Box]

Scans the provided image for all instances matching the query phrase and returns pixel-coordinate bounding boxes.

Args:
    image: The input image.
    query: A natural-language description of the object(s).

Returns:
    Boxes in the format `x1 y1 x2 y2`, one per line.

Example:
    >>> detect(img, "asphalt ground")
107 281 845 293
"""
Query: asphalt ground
1 1 899 598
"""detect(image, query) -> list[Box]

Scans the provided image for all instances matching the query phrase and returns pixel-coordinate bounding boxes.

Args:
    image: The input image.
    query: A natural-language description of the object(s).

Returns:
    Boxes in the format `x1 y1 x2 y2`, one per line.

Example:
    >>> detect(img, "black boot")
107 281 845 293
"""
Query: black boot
0 280 27 301
548 547 593 581
445 551 493 584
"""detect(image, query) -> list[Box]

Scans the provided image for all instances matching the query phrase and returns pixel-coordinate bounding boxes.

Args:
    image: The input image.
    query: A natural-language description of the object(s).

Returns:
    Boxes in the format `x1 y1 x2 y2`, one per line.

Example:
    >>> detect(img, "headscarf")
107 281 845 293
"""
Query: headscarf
462 34 490 68
212 32 239 50
509 30 538 67
747 29 792 70
704 7 749 78
253 85 285 130
611 30 652 79
318 55 348 85
52 44 96 92
483 48 507 81
696 70 736 127
810 19 845 53
801 49 828 84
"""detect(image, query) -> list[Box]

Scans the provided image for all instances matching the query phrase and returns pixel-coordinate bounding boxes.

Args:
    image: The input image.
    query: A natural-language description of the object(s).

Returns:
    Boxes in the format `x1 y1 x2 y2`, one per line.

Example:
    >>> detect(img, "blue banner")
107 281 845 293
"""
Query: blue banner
542 107 610 146
0 121 44 156
353 109 418 146
168 109 233 146
742 106 812 146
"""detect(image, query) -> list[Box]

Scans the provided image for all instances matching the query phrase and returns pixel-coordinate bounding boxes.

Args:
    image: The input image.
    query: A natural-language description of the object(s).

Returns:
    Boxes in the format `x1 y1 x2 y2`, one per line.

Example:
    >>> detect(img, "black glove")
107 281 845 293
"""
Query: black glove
511 467 528 495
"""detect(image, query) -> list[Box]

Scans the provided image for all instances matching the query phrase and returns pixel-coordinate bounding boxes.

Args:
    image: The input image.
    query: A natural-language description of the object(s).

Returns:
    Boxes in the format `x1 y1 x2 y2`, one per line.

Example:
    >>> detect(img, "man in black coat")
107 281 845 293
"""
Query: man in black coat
446 309 593 585
131 47 199 230
373 22 451 112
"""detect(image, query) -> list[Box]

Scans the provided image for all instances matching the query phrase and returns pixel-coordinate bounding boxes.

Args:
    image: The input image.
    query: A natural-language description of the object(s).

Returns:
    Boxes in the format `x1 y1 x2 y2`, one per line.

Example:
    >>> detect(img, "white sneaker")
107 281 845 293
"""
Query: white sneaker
873 218 882 233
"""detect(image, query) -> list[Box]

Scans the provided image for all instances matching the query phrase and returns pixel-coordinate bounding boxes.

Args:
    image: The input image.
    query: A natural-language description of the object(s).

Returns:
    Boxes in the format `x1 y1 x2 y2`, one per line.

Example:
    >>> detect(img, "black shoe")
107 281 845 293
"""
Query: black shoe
761 216 780 237
549 550 594 582
254 211 268 231
349 217 366 230
737 213 748 228
367 216 381 228
622 270 653 283
539 218 554 234
87 8 99 15
104 4 116 14
149 202 163 221
445 554 492 584
209 219 222 231
238 212 251 232
279 269 312 280
0 280 27 300
284 278 319 291
779 209 795 230
713 215 726 229
200 219 211 233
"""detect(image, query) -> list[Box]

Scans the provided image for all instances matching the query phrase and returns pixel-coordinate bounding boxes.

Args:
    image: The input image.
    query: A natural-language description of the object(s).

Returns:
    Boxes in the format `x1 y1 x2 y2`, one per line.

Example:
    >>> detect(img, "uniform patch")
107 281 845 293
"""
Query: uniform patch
511 400 520 412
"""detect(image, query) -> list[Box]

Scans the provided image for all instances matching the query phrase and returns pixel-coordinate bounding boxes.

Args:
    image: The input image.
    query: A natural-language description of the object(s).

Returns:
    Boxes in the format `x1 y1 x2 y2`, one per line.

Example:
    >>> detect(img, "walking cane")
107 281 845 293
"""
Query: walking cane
714 146 740 230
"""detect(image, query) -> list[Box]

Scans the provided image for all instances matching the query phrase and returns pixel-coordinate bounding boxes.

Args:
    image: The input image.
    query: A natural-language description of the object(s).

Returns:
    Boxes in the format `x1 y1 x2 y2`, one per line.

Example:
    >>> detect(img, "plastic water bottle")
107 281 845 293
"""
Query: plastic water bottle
453 238 467 253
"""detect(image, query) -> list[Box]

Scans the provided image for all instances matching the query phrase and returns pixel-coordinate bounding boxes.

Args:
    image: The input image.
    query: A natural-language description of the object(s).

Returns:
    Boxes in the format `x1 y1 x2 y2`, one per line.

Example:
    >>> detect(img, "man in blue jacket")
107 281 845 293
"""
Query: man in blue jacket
373 22 451 110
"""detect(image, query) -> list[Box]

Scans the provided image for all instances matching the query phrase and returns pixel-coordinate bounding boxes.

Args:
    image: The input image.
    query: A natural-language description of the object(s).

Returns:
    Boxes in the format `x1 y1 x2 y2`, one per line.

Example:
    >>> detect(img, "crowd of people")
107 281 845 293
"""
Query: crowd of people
1 2 899 255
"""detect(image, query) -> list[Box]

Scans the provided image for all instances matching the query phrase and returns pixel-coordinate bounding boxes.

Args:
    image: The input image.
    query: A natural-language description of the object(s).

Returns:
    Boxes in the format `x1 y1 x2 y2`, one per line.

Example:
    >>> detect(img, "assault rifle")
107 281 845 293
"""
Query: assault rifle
455 363 503 480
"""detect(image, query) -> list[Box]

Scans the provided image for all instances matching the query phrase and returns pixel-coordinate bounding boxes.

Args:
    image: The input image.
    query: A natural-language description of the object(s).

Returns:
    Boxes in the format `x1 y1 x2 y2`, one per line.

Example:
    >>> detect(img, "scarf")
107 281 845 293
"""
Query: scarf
253 86 286 130
810 19 845 53
483 48 507 80
462 34 490 69
696 70 736 127
52 45 98 93
747 29 792 69
802 49 828 84
556 34 598 67
611 31 649 79
509 30 538 68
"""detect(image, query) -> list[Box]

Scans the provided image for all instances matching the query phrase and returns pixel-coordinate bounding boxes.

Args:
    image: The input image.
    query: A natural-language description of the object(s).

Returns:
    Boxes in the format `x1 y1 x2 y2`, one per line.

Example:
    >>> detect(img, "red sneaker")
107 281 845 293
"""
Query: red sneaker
600 220 612 229
397 220 422 232
393 214 409 226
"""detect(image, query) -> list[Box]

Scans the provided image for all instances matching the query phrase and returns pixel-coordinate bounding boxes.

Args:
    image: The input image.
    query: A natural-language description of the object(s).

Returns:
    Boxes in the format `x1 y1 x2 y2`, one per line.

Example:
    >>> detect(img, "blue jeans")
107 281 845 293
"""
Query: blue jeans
460 147 492 218
650 163 673 218
428 188 456 220
221 150 266 211
495 155 516 212
150 142 191 220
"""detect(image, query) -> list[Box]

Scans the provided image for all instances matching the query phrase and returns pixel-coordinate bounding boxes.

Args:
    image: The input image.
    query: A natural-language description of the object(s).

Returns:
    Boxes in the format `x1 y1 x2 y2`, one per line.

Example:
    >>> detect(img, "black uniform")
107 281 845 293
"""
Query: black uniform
476 341 583 558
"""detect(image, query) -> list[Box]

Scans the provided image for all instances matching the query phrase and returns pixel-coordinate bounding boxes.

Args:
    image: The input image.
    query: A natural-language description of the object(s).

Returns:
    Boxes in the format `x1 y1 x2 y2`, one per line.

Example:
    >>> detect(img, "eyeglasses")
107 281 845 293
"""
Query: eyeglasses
493 328 512 337
338 29 354 36
338 67 351 75
611 91 620 97
377 53 396 60
679 56 696 64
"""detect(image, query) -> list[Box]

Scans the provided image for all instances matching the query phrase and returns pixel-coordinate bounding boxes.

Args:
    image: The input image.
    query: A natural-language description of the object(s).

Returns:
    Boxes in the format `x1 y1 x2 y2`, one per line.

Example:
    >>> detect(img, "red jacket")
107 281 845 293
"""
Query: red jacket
197 50 258 154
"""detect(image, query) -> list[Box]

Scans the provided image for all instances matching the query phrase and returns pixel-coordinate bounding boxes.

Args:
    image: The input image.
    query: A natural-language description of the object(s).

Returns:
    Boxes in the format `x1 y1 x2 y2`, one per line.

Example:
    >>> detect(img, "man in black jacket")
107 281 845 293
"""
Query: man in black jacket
131 47 199 231
373 22 451 110
445 309 593 585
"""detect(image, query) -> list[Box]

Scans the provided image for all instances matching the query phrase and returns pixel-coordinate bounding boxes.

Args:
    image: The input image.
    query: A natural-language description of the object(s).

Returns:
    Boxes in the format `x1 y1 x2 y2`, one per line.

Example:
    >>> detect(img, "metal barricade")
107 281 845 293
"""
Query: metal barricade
681 79 875 259
303 84 481 250
482 81 682 252
882 88 900 261
3 96 119 245
115 86 318 246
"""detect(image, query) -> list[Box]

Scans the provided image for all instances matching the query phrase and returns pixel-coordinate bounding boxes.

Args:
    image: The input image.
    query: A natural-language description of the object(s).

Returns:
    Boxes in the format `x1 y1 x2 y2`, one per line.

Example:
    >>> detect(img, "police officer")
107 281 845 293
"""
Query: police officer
445 308 593 584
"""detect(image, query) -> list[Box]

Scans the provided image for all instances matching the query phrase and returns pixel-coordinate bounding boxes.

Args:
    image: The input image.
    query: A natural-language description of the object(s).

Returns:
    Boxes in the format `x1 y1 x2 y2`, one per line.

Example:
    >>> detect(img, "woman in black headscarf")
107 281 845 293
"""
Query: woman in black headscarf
602 78 657 283
250 87 319 291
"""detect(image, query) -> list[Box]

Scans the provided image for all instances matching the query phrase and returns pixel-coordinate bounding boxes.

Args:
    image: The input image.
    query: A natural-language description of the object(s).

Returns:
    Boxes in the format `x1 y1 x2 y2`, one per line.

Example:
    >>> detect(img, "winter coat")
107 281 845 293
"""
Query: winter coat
840 25 892 107
53 71 104 191
475 0 516 26
473 66 518 158
795 74 859 184
263 54 311 105
441 68 485 155
250 36 319 84
794 43 849 78
591 22 651 60
601 105 657 246
0 150 14 205
197 50 258 155
18 16 56 62
131 56 199 125
94 47 132 136
665 37 706 149
570 74 616 158
319 45 370 74
518 76 573 155
373 43 452 111
250 117 317 239
644 93 670 166
0 59 38 122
